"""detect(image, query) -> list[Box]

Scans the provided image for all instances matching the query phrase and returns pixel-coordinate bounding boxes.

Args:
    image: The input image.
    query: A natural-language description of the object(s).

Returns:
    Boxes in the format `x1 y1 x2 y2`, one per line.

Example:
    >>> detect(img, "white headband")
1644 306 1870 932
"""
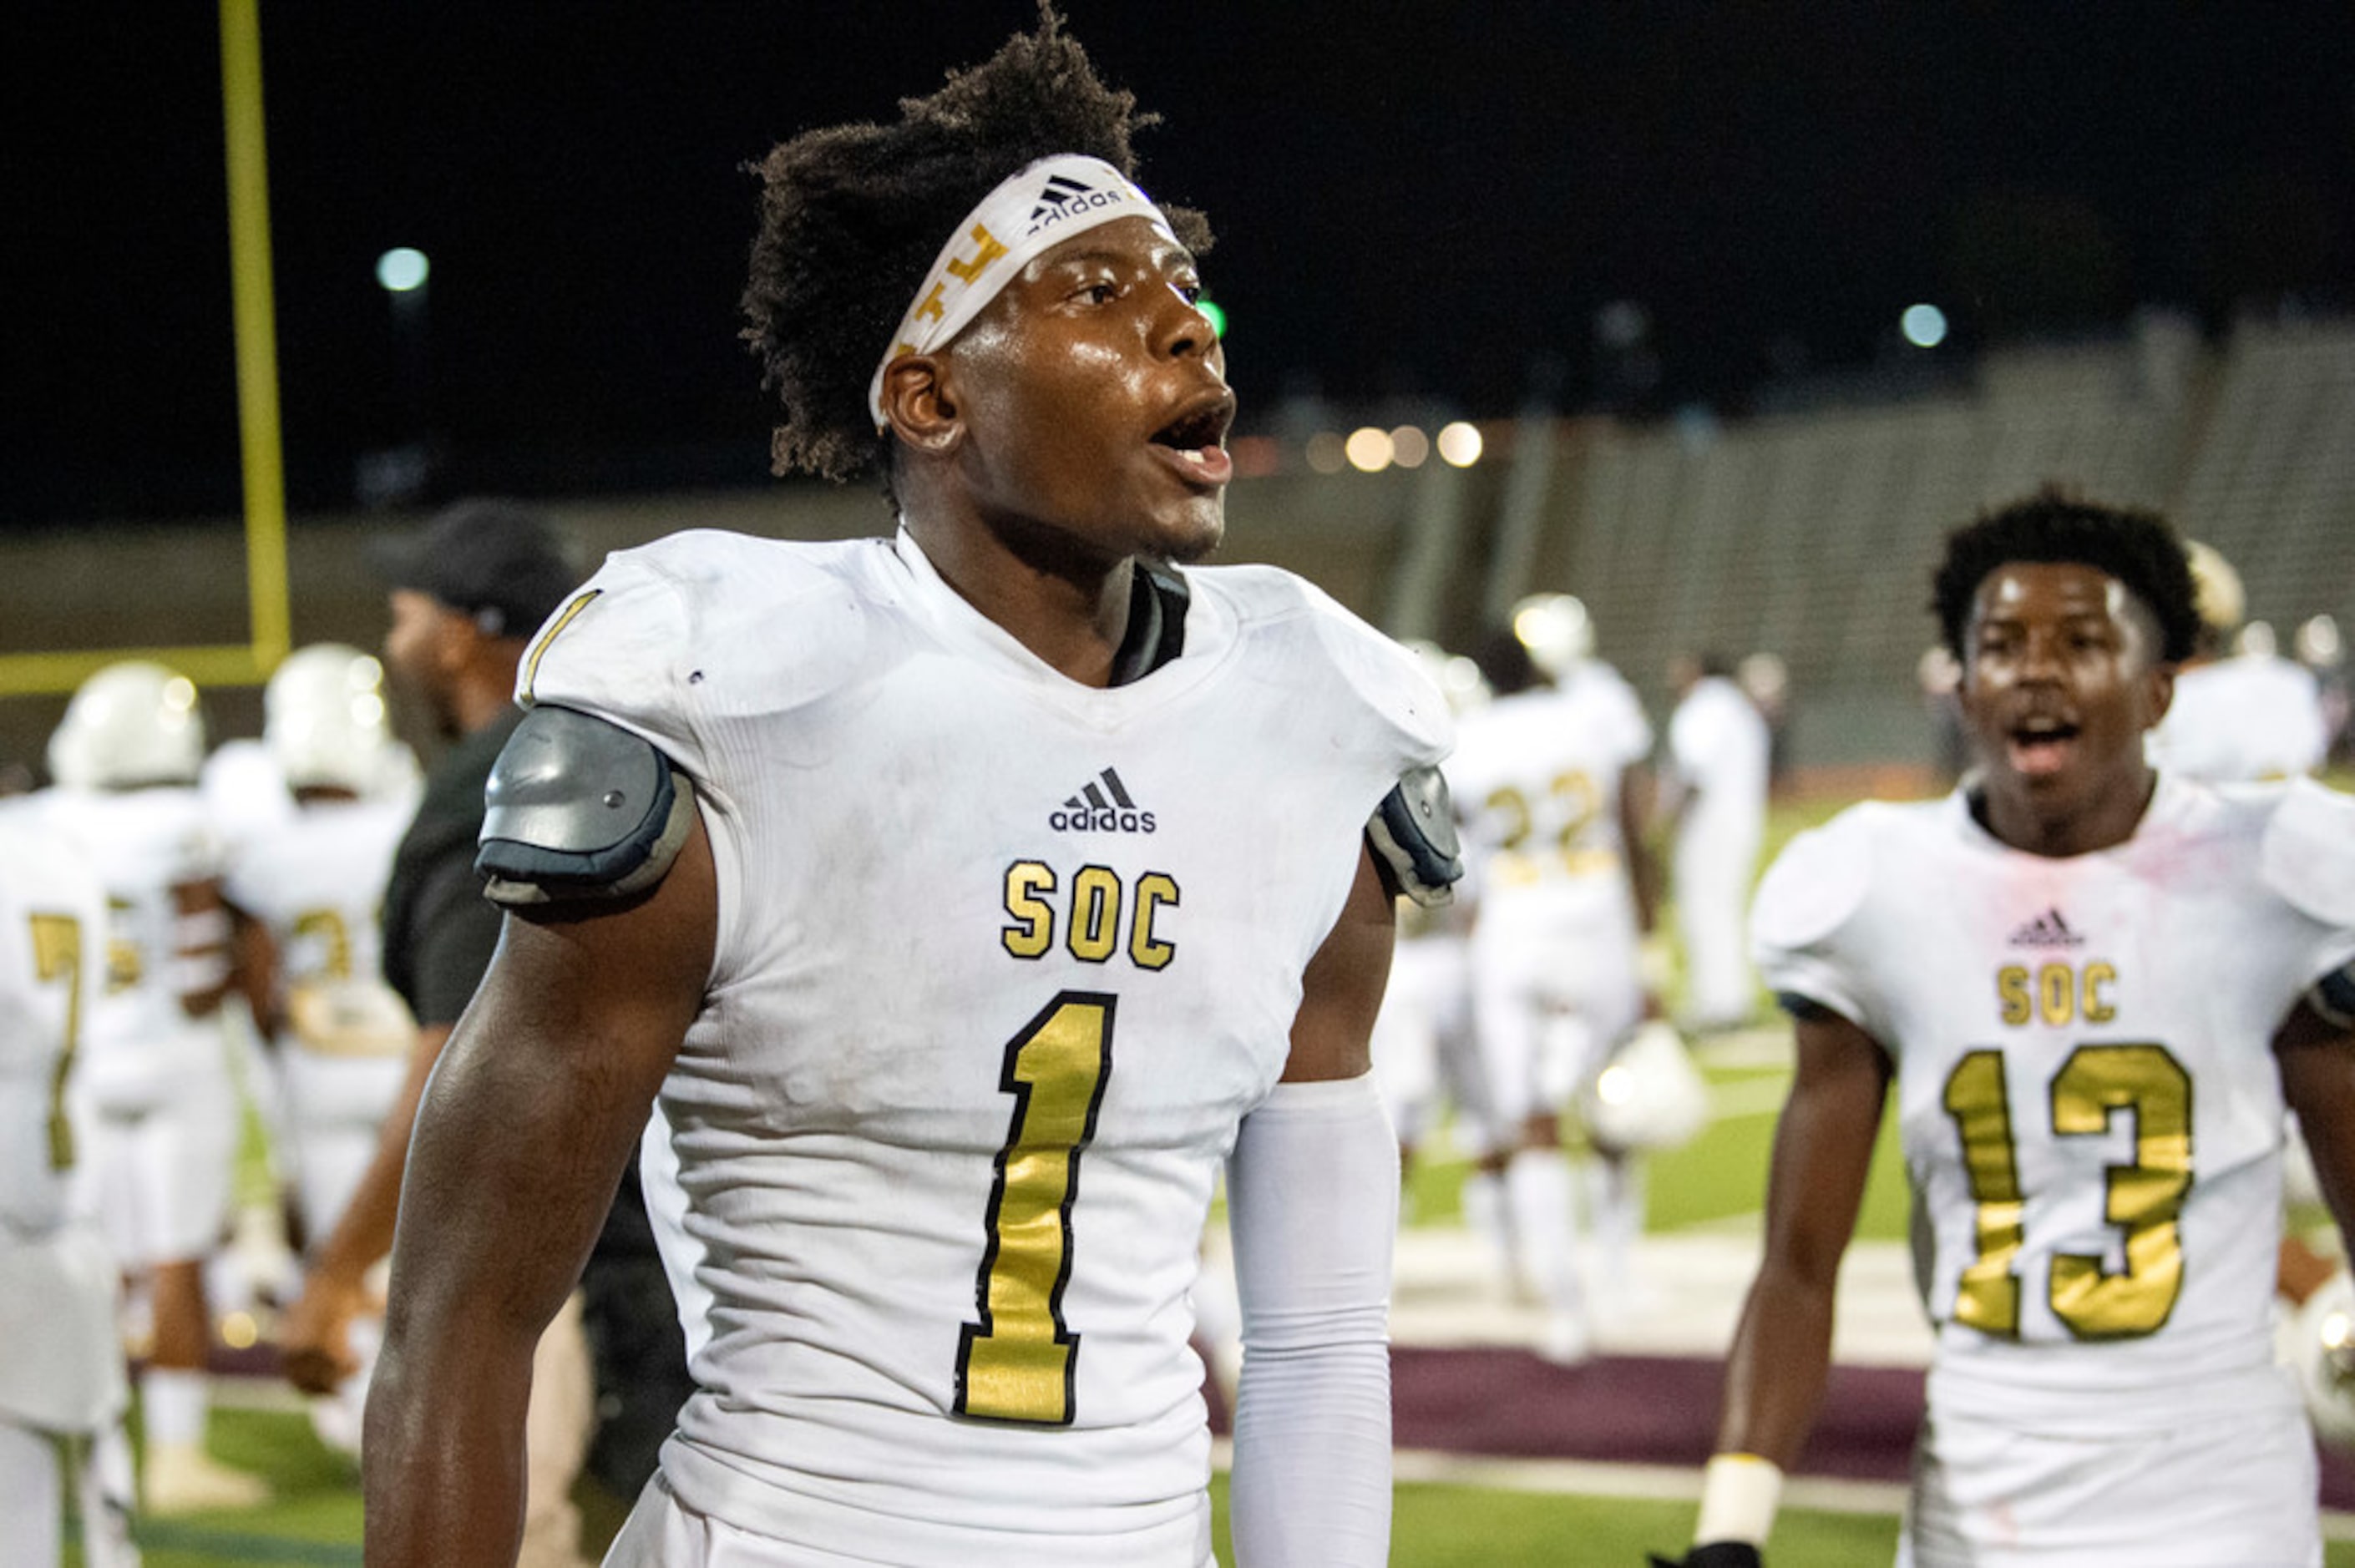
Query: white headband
868 154 1178 429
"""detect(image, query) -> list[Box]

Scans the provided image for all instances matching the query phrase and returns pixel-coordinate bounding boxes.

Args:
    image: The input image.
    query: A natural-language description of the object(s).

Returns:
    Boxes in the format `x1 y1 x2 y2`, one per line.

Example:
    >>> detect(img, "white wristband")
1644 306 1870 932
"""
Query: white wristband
1694 1452 1783 1547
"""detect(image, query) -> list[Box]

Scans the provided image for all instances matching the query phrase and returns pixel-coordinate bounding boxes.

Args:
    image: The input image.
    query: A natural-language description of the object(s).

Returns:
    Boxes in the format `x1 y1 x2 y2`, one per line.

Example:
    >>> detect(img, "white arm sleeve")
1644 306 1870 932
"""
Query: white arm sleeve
1225 1072 1397 1568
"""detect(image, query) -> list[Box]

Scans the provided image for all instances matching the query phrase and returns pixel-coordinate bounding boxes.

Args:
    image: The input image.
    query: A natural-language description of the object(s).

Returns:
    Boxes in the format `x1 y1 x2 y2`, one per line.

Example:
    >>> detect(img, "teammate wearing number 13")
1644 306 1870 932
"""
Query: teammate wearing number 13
364 13 1456 1567
1659 488 2355 1567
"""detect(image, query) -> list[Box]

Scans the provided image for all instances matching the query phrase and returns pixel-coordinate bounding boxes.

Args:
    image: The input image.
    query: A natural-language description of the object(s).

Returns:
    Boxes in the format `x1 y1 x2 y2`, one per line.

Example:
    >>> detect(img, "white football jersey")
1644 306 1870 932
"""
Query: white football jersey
2147 653 2329 784
520 527 1448 1564
225 797 413 1058
1666 675 1769 850
1754 777 2355 1428
0 813 107 1234
34 786 225 1111
1446 662 1651 919
0 812 125 1432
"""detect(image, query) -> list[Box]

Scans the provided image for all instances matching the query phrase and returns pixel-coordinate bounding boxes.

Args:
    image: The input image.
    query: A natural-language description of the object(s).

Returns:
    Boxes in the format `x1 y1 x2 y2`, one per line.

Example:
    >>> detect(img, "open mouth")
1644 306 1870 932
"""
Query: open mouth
2006 715 2082 777
1148 398 1236 482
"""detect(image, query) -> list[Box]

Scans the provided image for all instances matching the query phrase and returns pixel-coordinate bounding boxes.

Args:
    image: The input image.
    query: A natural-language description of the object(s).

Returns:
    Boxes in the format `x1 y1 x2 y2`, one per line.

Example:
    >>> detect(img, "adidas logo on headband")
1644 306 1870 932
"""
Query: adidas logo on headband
1026 173 1127 235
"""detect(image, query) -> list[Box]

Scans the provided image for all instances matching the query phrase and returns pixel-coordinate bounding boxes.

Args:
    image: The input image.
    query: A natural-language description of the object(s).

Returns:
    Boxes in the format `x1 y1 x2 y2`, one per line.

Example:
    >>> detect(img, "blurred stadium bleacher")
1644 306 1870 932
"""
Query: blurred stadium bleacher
4 314 2352 781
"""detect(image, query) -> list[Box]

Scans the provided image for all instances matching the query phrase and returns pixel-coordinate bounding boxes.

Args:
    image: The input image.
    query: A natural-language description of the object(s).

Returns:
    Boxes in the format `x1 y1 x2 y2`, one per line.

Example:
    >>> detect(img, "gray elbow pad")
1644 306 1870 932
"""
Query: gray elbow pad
1366 765 1464 908
475 706 696 907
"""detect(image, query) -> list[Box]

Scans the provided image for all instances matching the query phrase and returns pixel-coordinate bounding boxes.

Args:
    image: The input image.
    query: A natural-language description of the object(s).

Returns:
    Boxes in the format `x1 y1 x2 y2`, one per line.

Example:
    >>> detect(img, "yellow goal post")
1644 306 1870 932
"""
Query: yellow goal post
0 0 291 697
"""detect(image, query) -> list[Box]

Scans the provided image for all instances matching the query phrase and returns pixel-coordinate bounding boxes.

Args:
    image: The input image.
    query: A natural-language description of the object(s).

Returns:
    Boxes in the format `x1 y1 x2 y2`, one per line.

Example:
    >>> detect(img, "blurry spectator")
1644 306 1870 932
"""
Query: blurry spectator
221 645 418 1454
2145 540 2328 782
39 662 267 1513
1735 651 1793 797
0 806 140 1563
278 499 688 1565
2294 614 2348 767
1917 645 1968 789
1660 652 1770 1034
1451 596 1658 1361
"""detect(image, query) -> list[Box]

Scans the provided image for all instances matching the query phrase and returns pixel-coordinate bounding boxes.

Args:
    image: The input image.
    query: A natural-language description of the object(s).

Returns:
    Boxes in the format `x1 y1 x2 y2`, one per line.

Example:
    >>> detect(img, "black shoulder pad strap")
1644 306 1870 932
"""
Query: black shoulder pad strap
1366 765 1464 908
475 706 695 907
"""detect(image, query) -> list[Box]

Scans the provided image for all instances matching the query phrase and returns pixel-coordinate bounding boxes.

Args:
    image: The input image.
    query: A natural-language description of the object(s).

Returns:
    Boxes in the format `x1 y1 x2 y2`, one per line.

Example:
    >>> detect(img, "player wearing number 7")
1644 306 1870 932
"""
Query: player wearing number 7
1655 488 2355 1567
362 13 1459 1568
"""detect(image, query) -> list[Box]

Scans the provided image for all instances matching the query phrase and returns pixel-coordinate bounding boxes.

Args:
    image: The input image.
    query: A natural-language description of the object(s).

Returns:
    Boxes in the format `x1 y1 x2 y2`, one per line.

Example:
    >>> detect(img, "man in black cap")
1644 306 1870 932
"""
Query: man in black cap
279 498 618 1565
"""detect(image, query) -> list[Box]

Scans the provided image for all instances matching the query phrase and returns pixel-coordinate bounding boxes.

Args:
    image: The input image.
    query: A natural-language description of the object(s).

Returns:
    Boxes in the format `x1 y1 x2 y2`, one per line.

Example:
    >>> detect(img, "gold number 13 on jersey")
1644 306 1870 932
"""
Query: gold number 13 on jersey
957 990 1115 1424
1942 1043 2190 1339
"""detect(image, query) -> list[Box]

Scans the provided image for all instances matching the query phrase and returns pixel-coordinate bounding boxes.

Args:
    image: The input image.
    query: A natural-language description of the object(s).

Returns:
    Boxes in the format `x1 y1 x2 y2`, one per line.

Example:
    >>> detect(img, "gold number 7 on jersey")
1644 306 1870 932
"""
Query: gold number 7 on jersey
957 990 1115 1424
28 913 84 1172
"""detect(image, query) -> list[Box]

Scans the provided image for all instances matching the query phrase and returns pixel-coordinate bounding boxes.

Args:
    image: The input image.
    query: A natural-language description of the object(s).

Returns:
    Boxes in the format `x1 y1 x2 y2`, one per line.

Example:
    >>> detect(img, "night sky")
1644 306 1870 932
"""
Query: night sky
14 3 2355 521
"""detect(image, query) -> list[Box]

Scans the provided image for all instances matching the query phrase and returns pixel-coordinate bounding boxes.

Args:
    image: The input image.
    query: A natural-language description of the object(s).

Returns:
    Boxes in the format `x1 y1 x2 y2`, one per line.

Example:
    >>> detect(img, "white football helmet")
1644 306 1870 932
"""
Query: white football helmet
1511 593 1594 682
266 643 396 795
1403 639 1492 717
1578 1019 1709 1153
48 660 206 789
2286 1270 2355 1451
2185 539 2246 636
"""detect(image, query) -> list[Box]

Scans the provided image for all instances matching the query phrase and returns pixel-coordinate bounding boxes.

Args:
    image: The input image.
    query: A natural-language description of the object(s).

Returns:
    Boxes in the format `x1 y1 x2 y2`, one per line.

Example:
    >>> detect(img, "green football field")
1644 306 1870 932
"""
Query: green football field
73 780 2355 1565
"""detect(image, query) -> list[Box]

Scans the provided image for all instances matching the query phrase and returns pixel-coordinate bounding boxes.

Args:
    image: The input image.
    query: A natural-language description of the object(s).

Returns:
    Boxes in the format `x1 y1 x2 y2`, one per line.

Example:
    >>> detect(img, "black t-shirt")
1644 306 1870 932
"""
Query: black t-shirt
381 708 520 1028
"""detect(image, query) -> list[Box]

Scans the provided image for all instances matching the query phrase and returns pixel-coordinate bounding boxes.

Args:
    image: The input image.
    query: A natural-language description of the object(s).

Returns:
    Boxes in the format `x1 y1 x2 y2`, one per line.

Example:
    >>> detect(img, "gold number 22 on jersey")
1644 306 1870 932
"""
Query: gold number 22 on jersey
1942 1043 2190 1339
957 990 1115 1424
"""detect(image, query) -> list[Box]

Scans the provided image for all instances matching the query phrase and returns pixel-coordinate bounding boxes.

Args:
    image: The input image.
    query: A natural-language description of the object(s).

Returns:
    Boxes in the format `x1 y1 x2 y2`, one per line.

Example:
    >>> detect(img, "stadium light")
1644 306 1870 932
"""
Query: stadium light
1436 421 1483 468
1344 427 1395 473
1389 425 1431 469
376 247 431 294
1901 302 1948 349
1304 432 1348 475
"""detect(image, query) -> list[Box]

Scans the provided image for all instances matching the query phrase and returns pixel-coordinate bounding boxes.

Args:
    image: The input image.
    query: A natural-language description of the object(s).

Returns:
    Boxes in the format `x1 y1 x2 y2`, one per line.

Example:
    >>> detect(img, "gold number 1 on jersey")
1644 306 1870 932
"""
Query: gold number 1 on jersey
957 990 1115 1424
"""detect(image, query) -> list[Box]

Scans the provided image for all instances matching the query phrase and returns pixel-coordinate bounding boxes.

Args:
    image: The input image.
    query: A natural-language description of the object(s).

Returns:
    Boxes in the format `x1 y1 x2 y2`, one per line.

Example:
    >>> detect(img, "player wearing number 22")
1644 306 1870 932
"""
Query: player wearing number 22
1659 488 2355 1568
362 14 1458 1568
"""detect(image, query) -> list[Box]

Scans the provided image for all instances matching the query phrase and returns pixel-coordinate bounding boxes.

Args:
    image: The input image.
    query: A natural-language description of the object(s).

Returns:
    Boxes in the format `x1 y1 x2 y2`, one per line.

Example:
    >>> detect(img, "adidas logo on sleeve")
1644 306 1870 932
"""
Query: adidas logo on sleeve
1049 768 1156 833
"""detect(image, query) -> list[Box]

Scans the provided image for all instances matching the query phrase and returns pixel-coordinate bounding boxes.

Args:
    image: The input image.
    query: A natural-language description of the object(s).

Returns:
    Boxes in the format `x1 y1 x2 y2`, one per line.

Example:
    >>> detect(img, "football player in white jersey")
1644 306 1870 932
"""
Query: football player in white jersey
1371 644 1491 1197
222 644 417 1451
1446 594 1659 1362
2145 539 2330 784
39 662 270 1513
0 810 139 1565
1661 650 1771 1033
365 17 1456 1568
1658 488 2355 1567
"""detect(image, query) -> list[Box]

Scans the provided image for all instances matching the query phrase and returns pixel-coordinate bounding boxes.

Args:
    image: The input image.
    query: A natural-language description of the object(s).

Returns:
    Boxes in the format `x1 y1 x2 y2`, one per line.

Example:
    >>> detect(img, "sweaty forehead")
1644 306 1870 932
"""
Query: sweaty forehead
1974 560 2128 621
1023 215 1195 279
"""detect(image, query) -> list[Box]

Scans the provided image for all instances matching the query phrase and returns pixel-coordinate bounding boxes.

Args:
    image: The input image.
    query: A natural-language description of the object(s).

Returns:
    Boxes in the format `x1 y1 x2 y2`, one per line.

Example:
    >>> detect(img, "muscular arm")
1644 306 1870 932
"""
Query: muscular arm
2276 999 2355 1267
1714 1006 1891 1468
362 812 715 1566
1278 840 1397 1084
1619 761 1661 934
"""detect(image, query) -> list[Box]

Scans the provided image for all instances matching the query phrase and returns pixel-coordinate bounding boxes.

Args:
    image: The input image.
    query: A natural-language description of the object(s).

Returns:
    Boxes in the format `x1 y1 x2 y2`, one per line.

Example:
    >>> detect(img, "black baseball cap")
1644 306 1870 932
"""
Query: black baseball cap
368 498 584 640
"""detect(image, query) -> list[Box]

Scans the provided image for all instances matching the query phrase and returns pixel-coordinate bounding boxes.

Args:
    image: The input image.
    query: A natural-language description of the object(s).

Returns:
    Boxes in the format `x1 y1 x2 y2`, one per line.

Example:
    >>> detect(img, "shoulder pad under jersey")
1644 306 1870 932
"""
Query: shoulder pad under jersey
475 706 695 907
1368 765 1465 908
1750 806 1877 954
2262 779 2355 929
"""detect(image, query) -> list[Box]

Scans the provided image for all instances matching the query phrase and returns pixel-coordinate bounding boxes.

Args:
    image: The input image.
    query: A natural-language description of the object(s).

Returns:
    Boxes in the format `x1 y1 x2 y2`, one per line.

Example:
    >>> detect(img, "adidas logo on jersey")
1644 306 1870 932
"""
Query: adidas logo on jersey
1027 173 1127 235
2008 907 2084 948
1049 767 1156 833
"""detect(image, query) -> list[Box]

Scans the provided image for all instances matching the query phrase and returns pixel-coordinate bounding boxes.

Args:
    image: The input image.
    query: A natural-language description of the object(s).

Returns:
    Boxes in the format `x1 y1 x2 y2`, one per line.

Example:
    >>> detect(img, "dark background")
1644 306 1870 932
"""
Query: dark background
12 2 2354 522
